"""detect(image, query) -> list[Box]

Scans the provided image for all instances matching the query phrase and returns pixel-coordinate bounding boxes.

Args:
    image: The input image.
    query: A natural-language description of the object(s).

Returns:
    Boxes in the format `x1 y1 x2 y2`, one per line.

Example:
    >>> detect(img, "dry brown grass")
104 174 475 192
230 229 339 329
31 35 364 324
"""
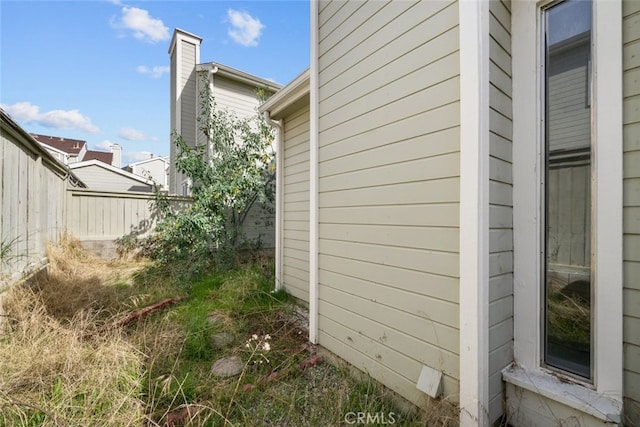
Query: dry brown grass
0 235 149 427
0 236 462 426
0 286 145 426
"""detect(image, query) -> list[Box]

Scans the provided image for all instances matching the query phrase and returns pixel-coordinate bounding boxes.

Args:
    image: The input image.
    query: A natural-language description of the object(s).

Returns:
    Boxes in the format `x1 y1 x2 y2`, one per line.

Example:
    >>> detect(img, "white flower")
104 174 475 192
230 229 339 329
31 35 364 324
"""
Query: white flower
252 334 258 340
263 342 270 351
265 334 271 340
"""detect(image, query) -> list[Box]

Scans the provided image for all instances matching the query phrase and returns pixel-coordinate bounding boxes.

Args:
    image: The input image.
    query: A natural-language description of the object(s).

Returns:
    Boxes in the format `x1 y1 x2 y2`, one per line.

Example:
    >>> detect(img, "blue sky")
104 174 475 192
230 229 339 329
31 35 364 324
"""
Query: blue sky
0 0 310 165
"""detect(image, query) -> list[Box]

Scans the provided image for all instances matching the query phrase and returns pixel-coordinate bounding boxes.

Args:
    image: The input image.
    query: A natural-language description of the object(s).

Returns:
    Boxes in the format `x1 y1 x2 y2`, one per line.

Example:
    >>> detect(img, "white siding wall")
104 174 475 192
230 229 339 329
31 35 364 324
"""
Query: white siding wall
283 104 310 303
623 1 640 424
488 0 513 423
131 158 168 188
71 165 152 193
1 119 68 283
316 0 461 405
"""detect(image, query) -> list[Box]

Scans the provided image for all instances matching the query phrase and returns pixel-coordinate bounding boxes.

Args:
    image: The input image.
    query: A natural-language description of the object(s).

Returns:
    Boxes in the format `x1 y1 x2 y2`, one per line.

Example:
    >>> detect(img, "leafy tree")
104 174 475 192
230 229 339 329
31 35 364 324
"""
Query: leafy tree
151 82 275 271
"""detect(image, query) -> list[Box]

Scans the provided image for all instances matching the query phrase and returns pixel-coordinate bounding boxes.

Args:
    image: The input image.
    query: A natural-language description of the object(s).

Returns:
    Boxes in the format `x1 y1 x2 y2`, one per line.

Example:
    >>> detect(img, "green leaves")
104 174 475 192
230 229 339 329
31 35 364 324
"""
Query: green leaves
152 83 275 272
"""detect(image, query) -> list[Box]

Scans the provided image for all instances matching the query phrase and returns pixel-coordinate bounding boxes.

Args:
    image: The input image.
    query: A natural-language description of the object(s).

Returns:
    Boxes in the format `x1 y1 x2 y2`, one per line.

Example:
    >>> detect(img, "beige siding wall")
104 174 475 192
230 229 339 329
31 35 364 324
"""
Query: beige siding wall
1 125 67 283
170 38 198 195
317 0 461 405
488 0 513 423
283 105 310 303
214 75 263 118
70 165 152 193
170 48 178 194
240 198 276 250
180 40 198 146
623 1 640 424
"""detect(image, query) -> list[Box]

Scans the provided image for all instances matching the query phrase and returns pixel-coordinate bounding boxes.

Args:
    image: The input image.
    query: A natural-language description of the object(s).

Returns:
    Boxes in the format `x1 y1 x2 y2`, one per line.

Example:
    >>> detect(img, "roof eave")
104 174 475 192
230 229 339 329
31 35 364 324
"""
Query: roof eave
196 62 283 92
259 68 310 120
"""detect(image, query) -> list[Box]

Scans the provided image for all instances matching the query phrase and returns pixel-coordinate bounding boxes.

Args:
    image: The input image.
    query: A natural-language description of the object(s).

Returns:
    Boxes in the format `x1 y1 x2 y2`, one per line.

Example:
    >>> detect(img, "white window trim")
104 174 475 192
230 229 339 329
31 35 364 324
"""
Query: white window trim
507 0 623 421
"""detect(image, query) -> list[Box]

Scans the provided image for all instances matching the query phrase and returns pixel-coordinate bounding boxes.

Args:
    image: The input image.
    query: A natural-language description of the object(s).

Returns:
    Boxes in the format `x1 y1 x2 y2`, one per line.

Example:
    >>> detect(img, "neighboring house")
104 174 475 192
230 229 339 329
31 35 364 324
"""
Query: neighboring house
168 28 282 196
259 1 639 426
168 28 282 249
69 159 154 193
31 133 123 168
124 155 170 191
31 134 87 164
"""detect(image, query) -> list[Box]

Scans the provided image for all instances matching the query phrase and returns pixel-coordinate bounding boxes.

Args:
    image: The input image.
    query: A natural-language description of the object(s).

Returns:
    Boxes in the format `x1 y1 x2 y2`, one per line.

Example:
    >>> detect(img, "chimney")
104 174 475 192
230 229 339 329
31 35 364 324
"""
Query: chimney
169 28 202 194
110 144 122 168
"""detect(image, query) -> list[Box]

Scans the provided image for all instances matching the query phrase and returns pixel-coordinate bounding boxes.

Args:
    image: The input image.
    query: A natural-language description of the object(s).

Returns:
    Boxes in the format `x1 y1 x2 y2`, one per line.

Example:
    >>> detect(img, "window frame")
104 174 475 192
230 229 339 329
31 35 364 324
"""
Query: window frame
541 0 593 381
508 0 622 417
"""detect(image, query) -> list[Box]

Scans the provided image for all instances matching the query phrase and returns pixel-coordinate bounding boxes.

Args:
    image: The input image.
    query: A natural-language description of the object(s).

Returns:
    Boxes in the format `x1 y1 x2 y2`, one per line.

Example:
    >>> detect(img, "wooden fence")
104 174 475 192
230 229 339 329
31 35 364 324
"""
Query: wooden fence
2 109 274 284
1 111 72 285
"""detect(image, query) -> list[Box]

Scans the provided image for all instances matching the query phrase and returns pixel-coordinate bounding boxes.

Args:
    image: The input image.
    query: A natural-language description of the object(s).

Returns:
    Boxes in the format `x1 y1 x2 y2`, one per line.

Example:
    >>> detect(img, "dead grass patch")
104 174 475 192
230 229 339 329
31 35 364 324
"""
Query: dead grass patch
0 286 145 426
1 237 460 426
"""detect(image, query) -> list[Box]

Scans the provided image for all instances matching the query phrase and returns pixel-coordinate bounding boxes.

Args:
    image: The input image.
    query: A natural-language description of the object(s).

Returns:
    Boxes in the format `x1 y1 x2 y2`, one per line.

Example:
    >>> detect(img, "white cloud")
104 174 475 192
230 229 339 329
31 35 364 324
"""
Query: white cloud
95 140 115 151
136 65 169 78
118 127 147 141
123 151 155 165
227 9 264 47
112 6 169 43
1 101 100 134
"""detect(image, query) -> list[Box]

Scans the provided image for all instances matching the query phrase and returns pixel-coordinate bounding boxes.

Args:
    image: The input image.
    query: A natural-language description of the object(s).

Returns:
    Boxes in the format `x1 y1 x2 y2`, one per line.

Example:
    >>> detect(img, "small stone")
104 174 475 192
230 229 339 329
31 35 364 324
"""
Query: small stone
206 312 226 326
211 356 243 377
210 332 234 349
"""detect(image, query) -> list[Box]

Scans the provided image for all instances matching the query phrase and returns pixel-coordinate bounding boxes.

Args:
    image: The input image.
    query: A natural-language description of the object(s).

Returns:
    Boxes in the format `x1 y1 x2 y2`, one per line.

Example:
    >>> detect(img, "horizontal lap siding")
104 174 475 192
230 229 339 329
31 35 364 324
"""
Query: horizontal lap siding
488 0 513 423
623 1 640 425
283 106 310 303
213 76 263 119
317 0 460 407
172 39 198 195
170 50 178 194
180 40 197 147
70 166 150 192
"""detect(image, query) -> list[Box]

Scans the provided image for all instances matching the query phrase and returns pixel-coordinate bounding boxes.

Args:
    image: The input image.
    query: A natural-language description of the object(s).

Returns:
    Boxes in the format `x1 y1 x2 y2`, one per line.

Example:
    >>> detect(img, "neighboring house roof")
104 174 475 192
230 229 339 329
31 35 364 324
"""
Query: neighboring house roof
83 150 113 164
38 141 71 159
170 28 282 92
259 68 310 120
70 159 154 185
30 133 86 155
69 159 154 192
126 155 170 169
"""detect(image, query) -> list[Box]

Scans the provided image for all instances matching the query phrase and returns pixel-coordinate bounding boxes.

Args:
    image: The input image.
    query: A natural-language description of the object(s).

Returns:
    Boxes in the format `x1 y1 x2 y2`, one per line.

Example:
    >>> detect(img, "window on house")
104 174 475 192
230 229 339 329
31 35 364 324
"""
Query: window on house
543 0 592 380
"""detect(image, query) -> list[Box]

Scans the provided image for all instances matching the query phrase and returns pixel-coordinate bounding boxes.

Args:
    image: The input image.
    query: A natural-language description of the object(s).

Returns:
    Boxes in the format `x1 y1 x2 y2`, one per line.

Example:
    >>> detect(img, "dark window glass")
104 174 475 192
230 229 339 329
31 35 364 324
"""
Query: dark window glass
544 0 592 379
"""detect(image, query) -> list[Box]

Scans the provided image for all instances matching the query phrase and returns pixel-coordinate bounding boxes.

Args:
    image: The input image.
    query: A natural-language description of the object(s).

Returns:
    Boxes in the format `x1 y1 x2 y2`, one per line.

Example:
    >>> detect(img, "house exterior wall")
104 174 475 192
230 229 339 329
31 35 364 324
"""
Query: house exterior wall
169 32 200 195
194 72 271 148
70 165 152 193
623 0 640 424
213 74 265 118
131 158 169 188
282 104 310 303
1 114 68 283
316 0 461 405
488 0 514 422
